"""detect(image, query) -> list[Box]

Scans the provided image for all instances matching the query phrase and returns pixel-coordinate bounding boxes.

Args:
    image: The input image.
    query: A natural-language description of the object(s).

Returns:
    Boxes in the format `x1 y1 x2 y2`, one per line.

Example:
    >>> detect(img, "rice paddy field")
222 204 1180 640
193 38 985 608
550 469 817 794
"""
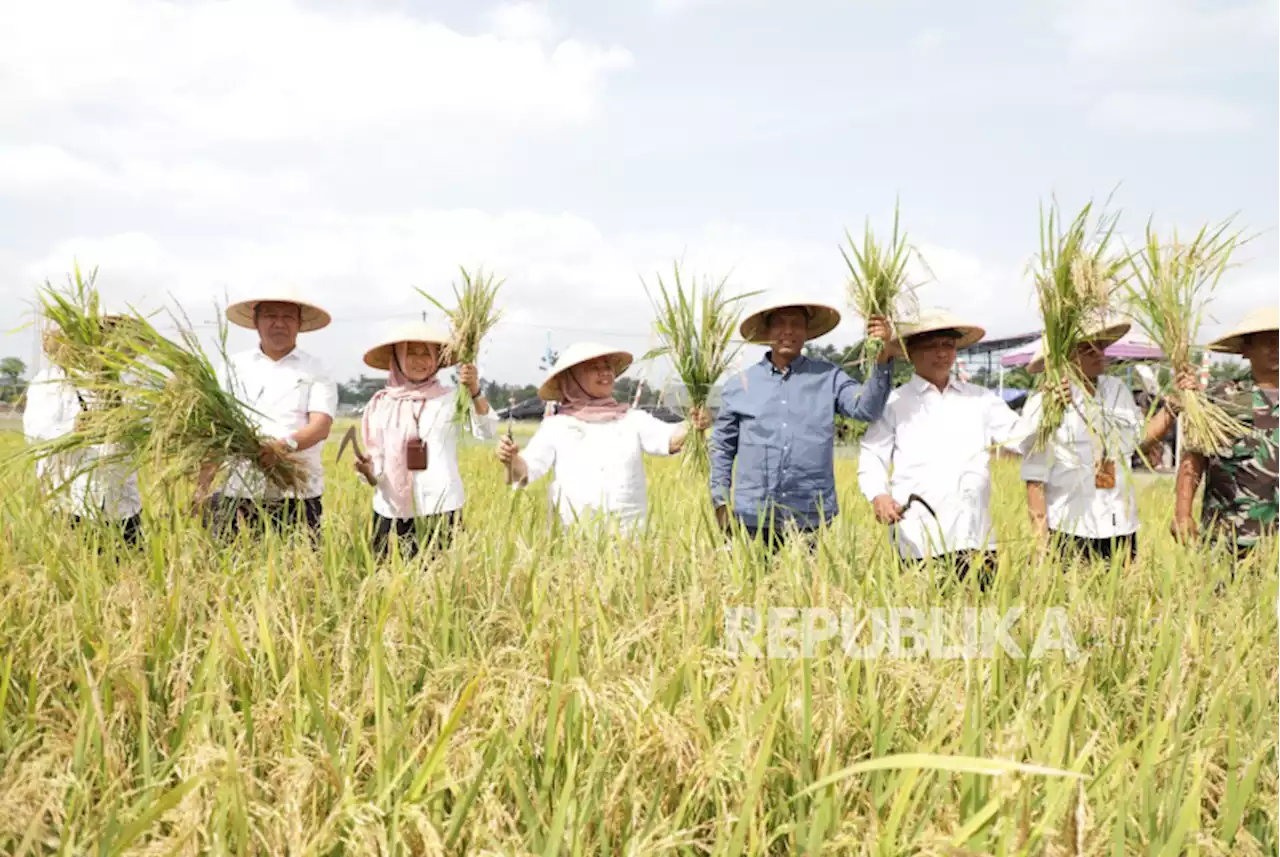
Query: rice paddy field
0 419 1276 856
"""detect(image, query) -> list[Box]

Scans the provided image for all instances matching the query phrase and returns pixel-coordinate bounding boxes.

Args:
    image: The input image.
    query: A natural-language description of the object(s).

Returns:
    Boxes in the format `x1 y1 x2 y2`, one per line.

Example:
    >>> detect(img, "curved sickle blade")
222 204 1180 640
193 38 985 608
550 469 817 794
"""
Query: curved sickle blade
336 425 362 462
902 493 938 520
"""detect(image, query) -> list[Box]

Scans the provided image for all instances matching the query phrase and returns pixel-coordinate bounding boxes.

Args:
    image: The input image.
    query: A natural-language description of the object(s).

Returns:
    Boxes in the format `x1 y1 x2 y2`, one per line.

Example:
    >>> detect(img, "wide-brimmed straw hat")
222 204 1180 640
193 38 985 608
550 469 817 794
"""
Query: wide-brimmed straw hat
1207 306 1279 355
897 308 986 350
538 342 633 401
226 285 332 333
1025 316 1131 374
363 320 455 371
738 296 842 345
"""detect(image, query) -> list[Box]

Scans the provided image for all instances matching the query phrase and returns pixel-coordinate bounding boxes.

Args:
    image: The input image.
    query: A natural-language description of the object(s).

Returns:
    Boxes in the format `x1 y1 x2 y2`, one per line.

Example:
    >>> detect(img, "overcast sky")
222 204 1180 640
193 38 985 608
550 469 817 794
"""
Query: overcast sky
2 0 1276 388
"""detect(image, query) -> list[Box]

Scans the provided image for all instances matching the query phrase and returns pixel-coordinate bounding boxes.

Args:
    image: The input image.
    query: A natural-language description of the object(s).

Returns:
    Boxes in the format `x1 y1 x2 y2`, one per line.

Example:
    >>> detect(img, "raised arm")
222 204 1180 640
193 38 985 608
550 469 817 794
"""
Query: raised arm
836 362 893 423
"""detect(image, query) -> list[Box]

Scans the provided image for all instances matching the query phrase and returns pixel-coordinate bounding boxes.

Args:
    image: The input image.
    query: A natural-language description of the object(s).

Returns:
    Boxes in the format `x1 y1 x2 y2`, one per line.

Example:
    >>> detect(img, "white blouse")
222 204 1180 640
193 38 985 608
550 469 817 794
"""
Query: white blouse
365 394 497 519
22 365 142 519
858 375 1024 559
1015 376 1143 539
518 410 678 530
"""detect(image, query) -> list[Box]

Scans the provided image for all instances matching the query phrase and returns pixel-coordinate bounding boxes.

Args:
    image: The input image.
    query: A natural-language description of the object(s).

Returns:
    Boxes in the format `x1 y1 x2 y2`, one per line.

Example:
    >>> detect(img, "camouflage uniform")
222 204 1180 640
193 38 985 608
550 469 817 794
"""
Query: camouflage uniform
1199 379 1279 549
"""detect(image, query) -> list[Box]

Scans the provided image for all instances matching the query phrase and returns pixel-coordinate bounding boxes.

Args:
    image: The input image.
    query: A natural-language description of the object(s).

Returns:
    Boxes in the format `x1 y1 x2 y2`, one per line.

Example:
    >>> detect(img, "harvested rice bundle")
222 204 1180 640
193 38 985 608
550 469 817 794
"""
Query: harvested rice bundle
1028 197 1128 452
642 262 757 474
1125 218 1250 454
418 266 504 426
840 201 922 367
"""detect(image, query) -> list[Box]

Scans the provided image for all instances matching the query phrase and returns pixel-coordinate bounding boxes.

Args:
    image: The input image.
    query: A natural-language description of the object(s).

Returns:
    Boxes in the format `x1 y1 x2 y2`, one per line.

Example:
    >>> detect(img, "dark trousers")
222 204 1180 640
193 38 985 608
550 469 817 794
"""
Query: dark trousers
727 515 818 554
64 512 144 548
371 510 460 561
1055 531 1137 563
907 550 997 592
211 495 323 542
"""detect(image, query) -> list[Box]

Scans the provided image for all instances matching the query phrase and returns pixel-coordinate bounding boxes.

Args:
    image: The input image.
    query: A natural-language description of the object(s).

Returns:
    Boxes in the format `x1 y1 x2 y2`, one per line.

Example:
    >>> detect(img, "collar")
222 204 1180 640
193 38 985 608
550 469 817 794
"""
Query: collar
909 373 955 395
761 352 807 376
254 345 300 364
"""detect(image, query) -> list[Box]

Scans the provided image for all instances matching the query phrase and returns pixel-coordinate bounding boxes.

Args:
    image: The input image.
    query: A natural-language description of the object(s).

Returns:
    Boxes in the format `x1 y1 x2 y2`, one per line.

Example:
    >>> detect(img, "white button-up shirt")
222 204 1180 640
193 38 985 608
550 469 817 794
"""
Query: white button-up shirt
218 346 338 500
22 365 142 519
1015 375 1142 539
858 375 1023 559
519 410 678 530
367 396 498 519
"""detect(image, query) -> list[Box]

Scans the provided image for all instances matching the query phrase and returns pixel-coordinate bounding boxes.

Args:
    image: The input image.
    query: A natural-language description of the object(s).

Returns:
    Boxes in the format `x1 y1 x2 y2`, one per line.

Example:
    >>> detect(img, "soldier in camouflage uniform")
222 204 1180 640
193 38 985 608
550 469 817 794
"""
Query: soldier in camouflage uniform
1174 307 1279 555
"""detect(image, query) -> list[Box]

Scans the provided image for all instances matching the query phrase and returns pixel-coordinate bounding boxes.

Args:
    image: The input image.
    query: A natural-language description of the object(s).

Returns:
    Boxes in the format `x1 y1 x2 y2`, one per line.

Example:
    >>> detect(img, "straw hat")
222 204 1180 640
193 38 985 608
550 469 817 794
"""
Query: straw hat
226 285 332 333
363 320 455 371
897 308 986 350
538 342 633 401
1025 317 1131 374
738 295 842 345
1207 306 1279 355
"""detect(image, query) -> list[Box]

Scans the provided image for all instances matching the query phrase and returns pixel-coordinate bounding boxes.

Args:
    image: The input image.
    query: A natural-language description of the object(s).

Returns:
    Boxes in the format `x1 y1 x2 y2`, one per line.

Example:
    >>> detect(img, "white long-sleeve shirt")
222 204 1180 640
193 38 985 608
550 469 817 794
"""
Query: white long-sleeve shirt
858 375 1024 559
217 346 339 500
519 410 678 530
22 365 142 519
1015 375 1142 539
365 396 497 519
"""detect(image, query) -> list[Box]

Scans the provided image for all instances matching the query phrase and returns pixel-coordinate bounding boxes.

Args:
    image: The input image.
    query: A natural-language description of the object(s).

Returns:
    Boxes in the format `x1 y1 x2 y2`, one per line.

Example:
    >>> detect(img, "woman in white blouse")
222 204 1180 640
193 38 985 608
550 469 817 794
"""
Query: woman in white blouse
495 342 710 533
1017 320 1180 563
352 321 496 559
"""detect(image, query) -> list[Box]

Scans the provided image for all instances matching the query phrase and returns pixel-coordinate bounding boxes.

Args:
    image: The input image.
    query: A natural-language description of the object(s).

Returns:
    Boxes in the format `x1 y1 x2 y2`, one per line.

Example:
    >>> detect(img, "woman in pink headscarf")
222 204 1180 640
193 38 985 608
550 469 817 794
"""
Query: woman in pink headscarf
496 342 711 533
355 321 495 559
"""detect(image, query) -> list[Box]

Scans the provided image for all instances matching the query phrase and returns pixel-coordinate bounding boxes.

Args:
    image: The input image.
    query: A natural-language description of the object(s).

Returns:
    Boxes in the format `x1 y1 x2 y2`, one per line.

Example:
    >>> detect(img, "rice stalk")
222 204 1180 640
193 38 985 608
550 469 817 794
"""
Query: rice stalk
418 266 505 426
21 280 307 494
1124 218 1250 455
1028 196 1128 452
840 200 923 368
641 262 758 474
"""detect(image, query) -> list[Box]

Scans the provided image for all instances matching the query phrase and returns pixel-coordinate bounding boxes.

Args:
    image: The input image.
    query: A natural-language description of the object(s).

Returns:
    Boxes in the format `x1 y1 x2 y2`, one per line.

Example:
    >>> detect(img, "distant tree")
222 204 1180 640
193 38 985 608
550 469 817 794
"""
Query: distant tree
337 374 388 407
0 357 26 403
1209 361 1251 383
613 376 659 407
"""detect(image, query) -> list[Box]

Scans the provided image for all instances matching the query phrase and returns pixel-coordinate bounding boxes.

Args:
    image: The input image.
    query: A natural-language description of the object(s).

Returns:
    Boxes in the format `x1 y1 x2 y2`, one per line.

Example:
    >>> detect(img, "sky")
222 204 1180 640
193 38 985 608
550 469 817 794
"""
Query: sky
1 0 1276 389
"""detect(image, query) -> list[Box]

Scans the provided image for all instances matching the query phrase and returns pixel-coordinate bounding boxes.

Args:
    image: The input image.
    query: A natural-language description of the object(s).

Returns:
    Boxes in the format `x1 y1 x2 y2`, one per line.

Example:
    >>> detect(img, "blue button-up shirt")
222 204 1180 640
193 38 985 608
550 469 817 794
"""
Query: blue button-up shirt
709 353 894 529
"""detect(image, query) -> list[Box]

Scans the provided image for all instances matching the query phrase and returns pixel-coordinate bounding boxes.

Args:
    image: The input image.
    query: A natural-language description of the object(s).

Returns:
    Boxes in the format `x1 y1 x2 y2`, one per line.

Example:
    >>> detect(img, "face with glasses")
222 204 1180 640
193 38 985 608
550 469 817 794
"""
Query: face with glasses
1070 339 1109 381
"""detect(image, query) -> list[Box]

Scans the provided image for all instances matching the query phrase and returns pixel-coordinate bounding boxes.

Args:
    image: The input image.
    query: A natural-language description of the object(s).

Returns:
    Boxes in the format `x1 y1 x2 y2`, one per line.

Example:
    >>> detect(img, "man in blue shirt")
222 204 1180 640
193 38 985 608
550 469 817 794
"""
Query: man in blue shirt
710 297 898 549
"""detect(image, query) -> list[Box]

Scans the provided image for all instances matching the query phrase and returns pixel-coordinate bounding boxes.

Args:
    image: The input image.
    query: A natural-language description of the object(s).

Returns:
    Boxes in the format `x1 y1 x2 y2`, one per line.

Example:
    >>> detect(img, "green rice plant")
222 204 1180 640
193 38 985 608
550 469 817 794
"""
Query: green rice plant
840 200 923 367
1028 196 1128 452
1124 218 1251 455
418 266 505 427
642 262 758 475
21 282 308 494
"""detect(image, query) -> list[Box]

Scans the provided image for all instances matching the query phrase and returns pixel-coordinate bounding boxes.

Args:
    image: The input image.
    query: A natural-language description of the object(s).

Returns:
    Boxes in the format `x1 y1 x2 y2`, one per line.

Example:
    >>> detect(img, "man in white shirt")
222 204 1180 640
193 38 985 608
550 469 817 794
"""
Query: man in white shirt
858 310 1024 589
1018 322 1178 563
198 287 338 541
23 326 144 546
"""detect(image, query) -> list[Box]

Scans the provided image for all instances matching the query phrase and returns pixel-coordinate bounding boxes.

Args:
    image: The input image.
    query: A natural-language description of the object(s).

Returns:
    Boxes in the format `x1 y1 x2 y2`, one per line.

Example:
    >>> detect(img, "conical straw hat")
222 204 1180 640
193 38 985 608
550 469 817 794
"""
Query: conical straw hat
1025 317 1131 374
538 342 633 401
1207 306 1279 354
226 284 332 333
896 308 985 350
363 320 455 370
738 295 842 345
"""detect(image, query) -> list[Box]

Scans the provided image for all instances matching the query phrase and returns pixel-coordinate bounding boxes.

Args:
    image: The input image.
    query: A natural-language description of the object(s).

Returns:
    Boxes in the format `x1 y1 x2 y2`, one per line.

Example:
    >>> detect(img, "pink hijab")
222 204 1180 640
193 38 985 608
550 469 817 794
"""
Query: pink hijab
556 364 630 423
362 346 451 517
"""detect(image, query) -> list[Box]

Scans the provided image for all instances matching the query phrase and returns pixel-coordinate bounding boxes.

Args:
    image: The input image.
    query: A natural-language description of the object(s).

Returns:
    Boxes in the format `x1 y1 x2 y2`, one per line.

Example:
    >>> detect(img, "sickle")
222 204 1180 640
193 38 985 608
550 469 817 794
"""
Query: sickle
336 425 363 462
901 493 938 520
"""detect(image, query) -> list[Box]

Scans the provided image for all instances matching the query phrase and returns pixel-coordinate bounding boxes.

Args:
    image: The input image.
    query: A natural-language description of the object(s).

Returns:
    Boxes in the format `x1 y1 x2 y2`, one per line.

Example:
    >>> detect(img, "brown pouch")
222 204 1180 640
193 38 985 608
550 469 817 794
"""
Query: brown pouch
405 401 429 471
406 437 428 471
1094 458 1116 490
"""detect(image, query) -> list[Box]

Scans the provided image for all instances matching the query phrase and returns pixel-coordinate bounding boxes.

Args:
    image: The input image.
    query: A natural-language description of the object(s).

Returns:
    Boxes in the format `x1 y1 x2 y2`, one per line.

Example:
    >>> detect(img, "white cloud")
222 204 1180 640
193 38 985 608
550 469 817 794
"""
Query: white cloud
485 2 559 42
1053 0 1276 79
0 0 632 157
1090 91 1258 135
910 28 947 56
